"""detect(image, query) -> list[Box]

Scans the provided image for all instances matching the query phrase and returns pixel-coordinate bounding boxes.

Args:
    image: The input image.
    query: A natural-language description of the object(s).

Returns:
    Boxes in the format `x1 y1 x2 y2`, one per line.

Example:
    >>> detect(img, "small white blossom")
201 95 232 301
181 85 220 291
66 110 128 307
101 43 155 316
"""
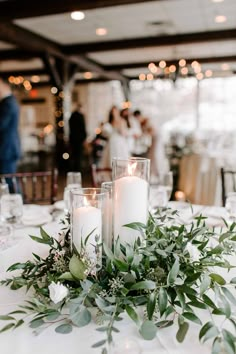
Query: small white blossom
48 282 68 304
186 243 201 262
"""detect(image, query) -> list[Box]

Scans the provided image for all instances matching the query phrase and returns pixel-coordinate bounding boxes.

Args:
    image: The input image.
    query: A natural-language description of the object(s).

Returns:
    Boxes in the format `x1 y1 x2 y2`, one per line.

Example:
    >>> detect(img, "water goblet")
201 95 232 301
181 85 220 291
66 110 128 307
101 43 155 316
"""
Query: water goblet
0 193 23 227
66 172 82 188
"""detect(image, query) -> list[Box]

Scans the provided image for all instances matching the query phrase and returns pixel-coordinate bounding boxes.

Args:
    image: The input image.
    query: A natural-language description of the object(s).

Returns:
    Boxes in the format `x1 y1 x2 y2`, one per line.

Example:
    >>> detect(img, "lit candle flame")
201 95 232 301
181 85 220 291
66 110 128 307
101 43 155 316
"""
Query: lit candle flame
128 162 137 176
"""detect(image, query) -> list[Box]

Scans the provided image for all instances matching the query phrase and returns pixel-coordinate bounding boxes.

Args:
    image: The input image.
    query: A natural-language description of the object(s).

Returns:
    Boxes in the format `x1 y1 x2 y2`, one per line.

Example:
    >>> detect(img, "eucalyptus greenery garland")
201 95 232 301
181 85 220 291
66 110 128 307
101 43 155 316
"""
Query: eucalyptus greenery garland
1 209 236 354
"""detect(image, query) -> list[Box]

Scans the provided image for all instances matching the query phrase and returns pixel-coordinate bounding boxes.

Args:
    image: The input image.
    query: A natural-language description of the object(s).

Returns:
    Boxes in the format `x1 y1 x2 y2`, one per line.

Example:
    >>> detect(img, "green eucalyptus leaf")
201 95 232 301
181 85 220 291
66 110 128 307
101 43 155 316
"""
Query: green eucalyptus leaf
125 305 139 325
29 318 44 328
167 258 179 285
158 288 167 317
139 320 157 340
222 287 236 306
176 322 189 343
212 338 222 354
0 315 15 321
69 255 86 280
0 323 15 333
55 323 73 334
70 305 91 327
40 227 51 242
123 222 146 231
182 312 202 325
200 274 211 296
59 272 75 281
130 280 156 291
92 339 107 348
209 273 226 285
147 292 156 320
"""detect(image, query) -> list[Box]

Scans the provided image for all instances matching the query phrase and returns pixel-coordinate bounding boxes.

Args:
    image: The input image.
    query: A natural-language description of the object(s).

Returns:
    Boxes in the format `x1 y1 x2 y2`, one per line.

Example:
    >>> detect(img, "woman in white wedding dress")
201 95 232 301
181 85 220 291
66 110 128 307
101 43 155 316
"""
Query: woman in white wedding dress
100 106 130 168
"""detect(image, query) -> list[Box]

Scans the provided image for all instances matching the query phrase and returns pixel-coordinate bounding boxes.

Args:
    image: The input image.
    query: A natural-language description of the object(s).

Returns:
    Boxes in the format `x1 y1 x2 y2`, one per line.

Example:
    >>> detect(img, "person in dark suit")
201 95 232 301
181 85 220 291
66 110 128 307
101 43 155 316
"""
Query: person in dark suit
69 105 87 172
0 77 21 190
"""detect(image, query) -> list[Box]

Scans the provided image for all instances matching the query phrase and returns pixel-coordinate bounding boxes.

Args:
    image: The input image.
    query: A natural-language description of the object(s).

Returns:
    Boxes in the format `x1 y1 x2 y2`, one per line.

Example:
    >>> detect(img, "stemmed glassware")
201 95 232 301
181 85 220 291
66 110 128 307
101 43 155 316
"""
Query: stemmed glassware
0 183 13 249
64 172 82 214
149 171 173 209
0 193 23 227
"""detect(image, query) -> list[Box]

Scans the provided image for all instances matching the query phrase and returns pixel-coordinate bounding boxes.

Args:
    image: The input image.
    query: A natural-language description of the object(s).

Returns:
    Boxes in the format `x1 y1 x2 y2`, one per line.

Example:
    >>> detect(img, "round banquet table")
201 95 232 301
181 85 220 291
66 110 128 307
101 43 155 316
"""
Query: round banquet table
0 203 235 354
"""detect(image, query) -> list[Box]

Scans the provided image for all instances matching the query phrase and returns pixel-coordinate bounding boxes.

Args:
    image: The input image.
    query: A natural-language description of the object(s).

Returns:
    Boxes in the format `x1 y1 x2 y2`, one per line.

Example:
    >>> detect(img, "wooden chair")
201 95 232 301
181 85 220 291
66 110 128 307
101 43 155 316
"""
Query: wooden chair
0 168 58 204
91 164 112 187
220 167 236 206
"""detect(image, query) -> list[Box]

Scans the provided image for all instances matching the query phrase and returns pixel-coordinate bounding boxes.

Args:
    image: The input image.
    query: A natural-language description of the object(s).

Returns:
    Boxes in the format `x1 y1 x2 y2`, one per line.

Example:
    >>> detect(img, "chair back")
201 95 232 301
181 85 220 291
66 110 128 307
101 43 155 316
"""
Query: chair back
91 164 112 187
0 169 58 204
220 167 236 206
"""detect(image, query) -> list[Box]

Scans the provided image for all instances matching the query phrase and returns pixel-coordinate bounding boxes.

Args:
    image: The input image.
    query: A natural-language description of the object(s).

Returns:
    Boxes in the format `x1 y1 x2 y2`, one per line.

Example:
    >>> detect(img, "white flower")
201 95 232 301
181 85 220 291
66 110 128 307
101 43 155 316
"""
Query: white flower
186 243 201 262
48 282 68 304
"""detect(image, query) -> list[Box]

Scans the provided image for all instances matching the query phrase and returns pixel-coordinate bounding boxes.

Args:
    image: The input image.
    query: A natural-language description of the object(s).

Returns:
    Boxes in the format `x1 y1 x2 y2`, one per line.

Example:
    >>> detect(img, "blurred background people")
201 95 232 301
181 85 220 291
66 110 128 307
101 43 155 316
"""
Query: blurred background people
132 109 153 158
100 106 130 167
120 108 142 155
0 77 21 191
69 104 87 172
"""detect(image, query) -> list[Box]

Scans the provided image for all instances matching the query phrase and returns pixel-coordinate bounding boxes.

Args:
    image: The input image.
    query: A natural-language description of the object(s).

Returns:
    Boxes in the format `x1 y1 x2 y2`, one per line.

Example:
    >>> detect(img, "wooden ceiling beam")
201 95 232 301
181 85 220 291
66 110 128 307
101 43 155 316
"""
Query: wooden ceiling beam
0 0 166 21
0 68 46 78
64 28 236 54
0 23 128 83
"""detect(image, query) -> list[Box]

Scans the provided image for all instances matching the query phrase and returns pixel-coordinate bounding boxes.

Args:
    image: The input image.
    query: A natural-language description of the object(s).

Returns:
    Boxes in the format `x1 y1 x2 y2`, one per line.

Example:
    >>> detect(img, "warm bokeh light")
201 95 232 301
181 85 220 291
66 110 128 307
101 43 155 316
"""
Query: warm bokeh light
179 59 186 67
196 72 204 80
43 124 53 135
62 153 70 160
181 67 188 75
83 72 93 79
169 65 176 73
55 110 62 118
147 73 154 80
29 89 38 98
71 11 85 20
23 80 32 91
51 87 58 94
31 75 40 83
58 121 64 127
139 73 146 81
159 60 166 69
212 0 224 2
96 27 107 36
191 61 200 68
175 191 186 201
215 15 227 23
8 76 15 84
194 65 202 74
164 67 170 75
205 69 213 78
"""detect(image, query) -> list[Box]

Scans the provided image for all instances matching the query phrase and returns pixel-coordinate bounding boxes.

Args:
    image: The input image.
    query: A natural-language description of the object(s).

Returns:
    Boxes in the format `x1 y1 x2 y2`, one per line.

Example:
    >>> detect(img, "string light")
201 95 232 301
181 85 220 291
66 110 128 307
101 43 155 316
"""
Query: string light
139 73 146 81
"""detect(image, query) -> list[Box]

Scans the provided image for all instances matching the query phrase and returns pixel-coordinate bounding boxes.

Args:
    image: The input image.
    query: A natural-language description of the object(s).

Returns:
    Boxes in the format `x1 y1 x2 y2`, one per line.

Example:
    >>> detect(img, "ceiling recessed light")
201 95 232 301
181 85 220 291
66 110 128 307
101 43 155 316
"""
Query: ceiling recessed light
96 27 107 36
212 0 224 3
215 15 227 23
71 11 85 21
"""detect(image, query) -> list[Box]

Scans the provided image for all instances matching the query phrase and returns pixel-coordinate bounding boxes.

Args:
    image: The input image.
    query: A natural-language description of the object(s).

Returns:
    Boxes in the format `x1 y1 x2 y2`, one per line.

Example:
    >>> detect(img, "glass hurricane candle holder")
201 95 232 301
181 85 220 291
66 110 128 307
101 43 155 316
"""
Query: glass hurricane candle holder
70 188 108 265
112 157 150 245
101 181 113 248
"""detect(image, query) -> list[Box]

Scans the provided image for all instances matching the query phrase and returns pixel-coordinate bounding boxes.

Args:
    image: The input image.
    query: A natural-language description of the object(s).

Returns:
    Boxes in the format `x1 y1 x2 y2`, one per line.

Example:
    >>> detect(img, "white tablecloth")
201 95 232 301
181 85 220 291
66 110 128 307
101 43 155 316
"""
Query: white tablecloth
0 204 235 354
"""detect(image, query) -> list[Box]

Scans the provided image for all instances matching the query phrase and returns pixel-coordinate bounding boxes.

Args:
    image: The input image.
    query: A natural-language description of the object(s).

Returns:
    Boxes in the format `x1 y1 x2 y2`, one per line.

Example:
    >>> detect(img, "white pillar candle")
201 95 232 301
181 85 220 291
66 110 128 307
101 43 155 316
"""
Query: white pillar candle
114 175 148 244
73 206 102 261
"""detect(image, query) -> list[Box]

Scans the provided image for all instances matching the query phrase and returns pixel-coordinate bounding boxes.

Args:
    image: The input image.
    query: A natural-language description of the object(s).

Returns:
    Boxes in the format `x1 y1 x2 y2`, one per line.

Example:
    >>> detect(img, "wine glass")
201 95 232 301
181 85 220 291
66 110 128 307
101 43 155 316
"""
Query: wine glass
66 172 82 188
64 172 82 214
0 193 23 226
0 183 12 248
156 171 173 201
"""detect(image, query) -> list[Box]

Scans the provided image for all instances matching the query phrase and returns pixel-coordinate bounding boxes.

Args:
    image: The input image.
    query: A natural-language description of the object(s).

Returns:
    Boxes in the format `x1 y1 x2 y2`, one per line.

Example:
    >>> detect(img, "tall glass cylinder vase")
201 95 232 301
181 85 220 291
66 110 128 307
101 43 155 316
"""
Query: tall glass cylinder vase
101 181 113 248
112 157 150 245
70 188 108 265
